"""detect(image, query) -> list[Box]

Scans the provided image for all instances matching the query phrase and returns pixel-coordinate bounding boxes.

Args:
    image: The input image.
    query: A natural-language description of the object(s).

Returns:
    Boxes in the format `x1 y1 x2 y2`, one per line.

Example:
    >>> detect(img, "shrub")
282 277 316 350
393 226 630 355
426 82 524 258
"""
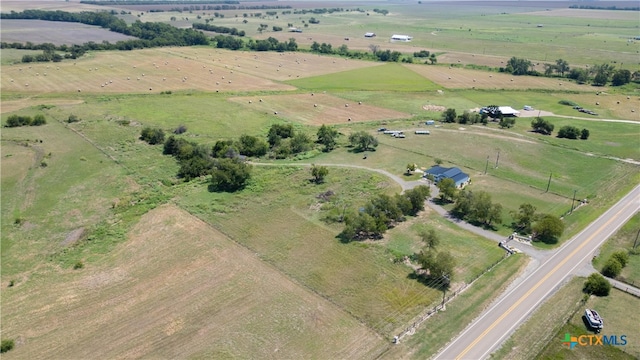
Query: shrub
558 100 578 107
557 125 581 139
67 114 80 123
73 260 84 270
5 114 32 127
580 128 590 140
0 339 14 353
173 124 187 134
610 250 629 267
140 126 165 145
31 114 46 126
601 257 622 278
583 273 611 296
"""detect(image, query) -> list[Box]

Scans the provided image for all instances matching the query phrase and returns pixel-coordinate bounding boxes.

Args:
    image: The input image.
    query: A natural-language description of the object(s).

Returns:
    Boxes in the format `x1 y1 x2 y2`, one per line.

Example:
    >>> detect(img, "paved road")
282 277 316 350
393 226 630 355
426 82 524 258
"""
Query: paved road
434 184 640 360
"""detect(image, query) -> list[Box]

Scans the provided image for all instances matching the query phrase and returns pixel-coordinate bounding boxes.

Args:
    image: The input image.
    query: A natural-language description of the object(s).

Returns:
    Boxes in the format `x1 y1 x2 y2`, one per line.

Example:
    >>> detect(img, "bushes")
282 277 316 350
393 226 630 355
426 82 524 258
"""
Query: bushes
557 125 581 139
5 114 46 127
583 273 611 296
139 126 165 145
601 250 629 278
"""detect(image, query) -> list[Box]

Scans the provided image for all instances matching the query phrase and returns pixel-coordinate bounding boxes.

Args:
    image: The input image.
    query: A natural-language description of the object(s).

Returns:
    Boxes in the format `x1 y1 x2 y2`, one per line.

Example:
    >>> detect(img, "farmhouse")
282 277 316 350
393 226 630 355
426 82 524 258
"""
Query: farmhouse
390 34 412 42
424 165 470 188
364 32 376 37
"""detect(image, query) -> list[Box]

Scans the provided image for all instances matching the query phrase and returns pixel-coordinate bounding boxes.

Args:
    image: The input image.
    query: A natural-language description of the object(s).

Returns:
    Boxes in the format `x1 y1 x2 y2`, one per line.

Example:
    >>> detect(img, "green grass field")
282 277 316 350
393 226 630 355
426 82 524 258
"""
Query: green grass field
593 213 640 285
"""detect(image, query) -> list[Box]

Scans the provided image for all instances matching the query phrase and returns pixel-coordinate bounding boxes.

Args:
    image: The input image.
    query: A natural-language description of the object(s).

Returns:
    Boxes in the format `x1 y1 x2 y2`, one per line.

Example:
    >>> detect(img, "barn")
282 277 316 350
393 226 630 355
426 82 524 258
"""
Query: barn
390 34 412 42
424 165 470 188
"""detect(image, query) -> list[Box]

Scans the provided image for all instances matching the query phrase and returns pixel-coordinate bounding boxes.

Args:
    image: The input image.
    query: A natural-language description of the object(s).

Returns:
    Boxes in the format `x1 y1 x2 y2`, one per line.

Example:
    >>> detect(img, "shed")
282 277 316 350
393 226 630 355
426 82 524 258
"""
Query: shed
364 32 376 37
425 120 435 125
498 106 520 116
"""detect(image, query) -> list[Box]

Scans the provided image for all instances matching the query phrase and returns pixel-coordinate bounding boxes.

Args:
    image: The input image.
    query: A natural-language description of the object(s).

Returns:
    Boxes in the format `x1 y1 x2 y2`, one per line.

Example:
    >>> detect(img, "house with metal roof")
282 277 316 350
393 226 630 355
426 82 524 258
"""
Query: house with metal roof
424 165 470 188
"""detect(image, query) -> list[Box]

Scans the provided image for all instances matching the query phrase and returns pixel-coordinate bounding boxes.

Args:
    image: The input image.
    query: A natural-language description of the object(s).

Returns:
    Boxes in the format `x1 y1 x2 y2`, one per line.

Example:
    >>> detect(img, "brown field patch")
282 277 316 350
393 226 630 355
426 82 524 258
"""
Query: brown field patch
0 0 107 12
229 93 411 125
165 46 382 81
527 8 640 20
1 204 384 359
1 20 137 46
404 64 589 91
0 48 296 94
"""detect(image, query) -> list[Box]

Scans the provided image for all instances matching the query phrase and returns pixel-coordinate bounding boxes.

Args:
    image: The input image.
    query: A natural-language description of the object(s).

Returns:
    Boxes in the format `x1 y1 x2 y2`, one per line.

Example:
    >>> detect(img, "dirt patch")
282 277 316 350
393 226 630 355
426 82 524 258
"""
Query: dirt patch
61 227 86 247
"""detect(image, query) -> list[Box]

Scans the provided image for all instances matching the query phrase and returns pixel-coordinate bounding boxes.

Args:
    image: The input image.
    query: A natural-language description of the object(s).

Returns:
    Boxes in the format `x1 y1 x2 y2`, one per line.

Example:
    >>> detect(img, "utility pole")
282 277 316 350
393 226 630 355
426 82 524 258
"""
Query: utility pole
494 150 500 169
570 189 577 214
545 172 552 193
634 228 640 250
484 155 489 175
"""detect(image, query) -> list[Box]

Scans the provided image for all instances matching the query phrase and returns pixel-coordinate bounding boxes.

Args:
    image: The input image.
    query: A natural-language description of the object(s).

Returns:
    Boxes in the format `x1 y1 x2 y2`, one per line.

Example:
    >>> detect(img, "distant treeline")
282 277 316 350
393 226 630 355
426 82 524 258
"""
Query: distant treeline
193 23 245 37
168 4 292 12
0 10 209 57
81 0 239 5
568 5 639 11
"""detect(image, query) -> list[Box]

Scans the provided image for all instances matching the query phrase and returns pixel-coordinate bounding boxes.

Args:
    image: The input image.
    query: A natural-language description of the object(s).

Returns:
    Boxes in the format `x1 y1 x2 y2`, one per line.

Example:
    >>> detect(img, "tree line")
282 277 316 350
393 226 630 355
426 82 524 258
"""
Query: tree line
192 22 245 37
4 114 47 127
503 56 636 87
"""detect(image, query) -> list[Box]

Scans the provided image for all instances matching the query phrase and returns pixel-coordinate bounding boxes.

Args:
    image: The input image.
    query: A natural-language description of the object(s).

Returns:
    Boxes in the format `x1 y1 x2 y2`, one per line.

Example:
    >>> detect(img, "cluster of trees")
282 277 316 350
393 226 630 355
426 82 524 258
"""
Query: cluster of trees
292 8 346 15
372 8 389 15
192 23 245 36
341 186 431 240
5 114 46 127
510 203 565 244
451 190 503 228
248 37 297 52
348 131 378 152
531 118 589 139
267 123 313 158
139 126 165 145
601 250 629 278
415 229 455 288
504 56 636 87
441 108 488 125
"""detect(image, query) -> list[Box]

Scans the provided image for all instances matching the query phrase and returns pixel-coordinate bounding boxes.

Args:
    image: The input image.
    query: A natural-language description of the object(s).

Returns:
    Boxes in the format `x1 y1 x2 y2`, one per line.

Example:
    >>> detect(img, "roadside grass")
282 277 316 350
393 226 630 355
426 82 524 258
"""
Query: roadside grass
0 204 387 359
383 254 529 359
593 213 640 286
0 116 132 277
177 165 450 335
534 287 640 359
491 277 587 360
286 63 440 92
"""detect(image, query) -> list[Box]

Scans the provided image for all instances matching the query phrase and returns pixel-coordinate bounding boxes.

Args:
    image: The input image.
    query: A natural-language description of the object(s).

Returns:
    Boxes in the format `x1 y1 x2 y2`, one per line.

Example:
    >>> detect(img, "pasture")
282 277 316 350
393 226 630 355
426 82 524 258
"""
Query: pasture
0 20 137 46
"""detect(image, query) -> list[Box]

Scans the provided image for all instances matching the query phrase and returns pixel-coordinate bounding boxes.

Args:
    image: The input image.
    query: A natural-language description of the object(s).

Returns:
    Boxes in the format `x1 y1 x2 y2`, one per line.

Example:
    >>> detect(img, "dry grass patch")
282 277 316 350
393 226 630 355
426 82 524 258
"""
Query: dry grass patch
405 63 588 91
0 98 84 114
1 204 385 359
229 93 411 125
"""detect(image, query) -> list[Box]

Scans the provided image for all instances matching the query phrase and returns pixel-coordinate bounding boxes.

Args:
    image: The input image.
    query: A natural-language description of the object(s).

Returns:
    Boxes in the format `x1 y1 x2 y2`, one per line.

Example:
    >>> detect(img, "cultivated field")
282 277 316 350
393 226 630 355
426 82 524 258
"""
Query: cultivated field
0 20 138 46
1 204 386 359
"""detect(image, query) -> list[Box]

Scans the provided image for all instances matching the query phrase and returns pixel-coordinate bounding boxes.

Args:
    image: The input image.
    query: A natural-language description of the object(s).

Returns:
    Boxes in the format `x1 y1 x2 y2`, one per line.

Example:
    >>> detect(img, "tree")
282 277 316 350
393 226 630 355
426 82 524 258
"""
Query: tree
557 125 581 139
31 114 46 126
592 71 608 86
511 203 536 234
442 108 457 123
419 228 440 250
406 163 417 175
178 155 214 181
317 124 338 152
348 131 378 152
209 158 251 192
290 132 312 154
583 273 611 296
437 178 457 202
611 69 631 86
532 214 564 244
568 68 589 84
531 117 554 135
601 257 622 278
0 339 15 354
238 134 268 157
506 57 532 75
140 126 165 145
403 185 430 215
417 250 455 288
267 123 294 147
310 164 328 184
580 128 590 140
210 139 236 158
555 59 570 76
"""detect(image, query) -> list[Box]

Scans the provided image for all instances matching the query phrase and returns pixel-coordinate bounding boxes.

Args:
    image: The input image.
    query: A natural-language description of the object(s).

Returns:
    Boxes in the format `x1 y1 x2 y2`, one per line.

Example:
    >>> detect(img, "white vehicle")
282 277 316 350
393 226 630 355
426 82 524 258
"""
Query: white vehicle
585 309 603 330
415 130 430 135
394 134 406 138
523 105 534 111
384 130 403 135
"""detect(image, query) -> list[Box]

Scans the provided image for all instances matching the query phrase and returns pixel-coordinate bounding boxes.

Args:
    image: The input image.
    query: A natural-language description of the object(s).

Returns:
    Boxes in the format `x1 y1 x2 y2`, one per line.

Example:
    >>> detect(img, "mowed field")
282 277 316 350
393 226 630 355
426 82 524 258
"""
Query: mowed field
0 20 137 46
229 92 410 125
1 204 386 359
0 47 386 95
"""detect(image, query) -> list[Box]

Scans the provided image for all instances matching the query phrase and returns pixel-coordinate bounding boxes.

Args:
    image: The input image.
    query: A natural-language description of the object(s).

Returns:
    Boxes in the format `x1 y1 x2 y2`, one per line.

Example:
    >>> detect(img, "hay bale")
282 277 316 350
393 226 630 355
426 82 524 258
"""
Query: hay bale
345 104 349 107
314 104 317 107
